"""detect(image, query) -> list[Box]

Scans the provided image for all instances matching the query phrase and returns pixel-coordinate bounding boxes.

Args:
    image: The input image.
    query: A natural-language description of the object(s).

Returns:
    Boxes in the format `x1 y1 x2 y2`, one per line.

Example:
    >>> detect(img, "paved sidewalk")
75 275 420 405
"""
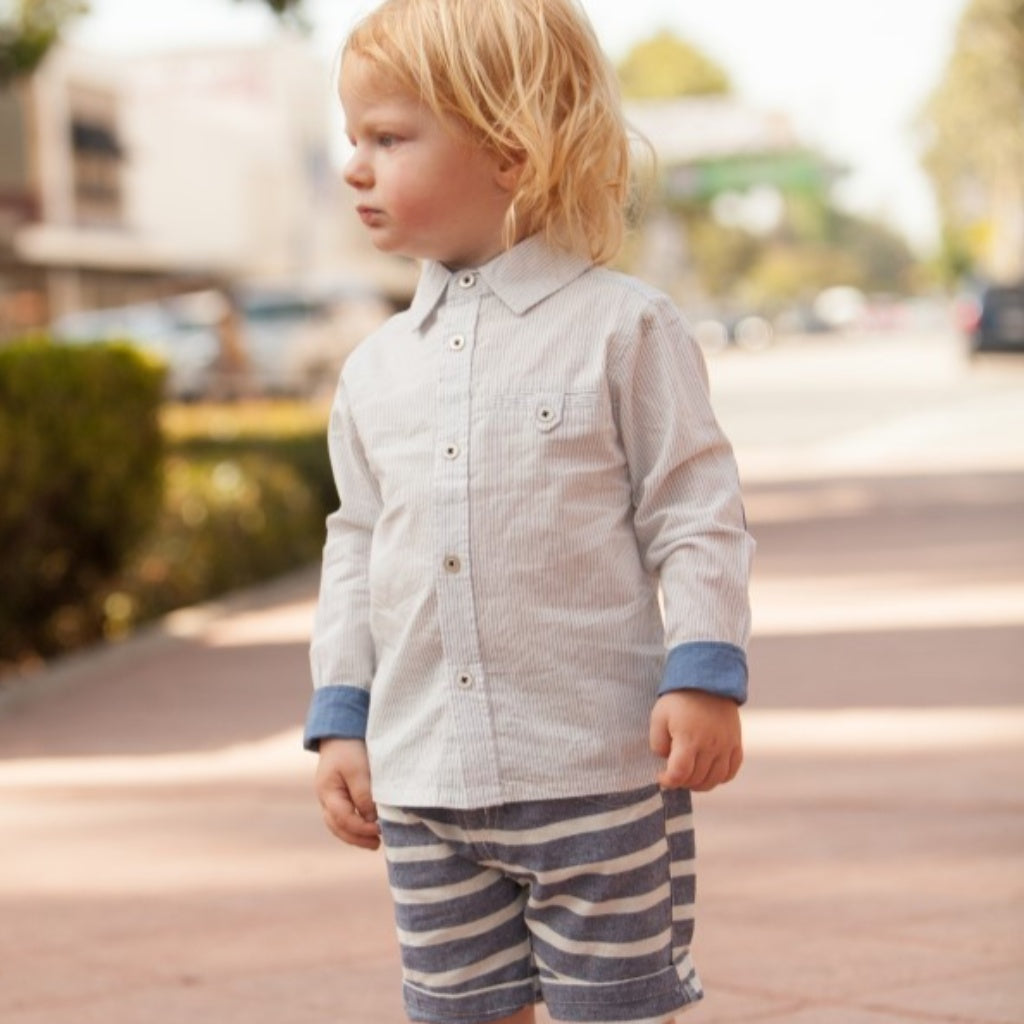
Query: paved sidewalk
2 555 1021 1024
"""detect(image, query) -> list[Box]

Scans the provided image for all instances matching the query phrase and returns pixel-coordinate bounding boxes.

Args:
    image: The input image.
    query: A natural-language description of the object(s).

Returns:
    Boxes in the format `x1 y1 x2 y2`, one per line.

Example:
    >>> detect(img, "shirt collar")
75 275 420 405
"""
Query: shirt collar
407 235 593 330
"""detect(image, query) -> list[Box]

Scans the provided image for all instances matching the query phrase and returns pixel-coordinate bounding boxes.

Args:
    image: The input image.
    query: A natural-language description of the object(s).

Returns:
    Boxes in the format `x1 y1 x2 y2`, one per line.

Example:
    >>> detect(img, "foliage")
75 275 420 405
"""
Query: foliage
0 0 309 83
0 389 333 670
0 339 165 663
683 217 761 298
920 0 1024 275
668 194 918 305
827 210 918 294
617 30 731 99
111 403 332 637
161 400 336 515
740 244 861 308
111 451 325 631
234 0 308 30
0 0 88 83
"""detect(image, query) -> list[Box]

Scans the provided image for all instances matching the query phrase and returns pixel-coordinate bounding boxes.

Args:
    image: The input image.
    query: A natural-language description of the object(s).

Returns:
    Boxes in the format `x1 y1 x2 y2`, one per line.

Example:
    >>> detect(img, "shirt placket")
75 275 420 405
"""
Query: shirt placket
433 271 503 805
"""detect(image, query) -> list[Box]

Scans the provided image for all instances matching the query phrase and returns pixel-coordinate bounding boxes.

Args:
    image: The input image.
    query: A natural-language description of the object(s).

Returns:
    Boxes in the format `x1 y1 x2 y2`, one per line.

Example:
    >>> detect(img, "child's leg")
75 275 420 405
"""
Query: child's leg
501 786 701 1022
381 787 699 1023
379 806 541 1023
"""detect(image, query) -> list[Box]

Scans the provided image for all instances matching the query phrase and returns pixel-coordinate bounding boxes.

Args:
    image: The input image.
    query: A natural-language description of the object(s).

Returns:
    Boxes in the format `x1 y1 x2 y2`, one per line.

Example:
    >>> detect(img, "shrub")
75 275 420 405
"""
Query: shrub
110 452 326 630
161 400 336 511
0 382 335 671
0 339 165 663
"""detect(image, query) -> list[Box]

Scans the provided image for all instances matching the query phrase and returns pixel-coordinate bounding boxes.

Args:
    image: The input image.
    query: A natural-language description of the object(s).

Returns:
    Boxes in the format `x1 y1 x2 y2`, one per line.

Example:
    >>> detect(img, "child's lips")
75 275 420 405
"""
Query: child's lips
356 205 385 225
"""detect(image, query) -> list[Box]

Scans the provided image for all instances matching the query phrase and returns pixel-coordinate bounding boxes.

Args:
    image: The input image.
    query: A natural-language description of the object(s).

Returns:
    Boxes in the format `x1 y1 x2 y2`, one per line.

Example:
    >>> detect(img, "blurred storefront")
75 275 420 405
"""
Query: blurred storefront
0 37 414 339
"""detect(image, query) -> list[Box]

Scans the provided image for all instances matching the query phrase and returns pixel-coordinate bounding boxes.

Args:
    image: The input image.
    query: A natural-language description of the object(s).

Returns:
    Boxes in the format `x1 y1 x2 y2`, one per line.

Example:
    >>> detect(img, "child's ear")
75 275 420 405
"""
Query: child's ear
494 153 525 192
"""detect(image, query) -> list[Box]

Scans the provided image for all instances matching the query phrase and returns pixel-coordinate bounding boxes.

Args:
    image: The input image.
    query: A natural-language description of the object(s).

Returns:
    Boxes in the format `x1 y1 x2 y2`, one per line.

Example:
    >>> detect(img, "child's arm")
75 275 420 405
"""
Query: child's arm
305 378 382 832
611 293 755 789
315 738 380 850
649 690 742 791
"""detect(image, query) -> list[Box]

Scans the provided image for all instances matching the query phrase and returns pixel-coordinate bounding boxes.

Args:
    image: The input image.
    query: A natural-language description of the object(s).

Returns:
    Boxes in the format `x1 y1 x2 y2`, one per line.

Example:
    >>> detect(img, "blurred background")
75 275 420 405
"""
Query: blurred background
1 0 1022 665
1 0 1021 362
1 4 1023 1022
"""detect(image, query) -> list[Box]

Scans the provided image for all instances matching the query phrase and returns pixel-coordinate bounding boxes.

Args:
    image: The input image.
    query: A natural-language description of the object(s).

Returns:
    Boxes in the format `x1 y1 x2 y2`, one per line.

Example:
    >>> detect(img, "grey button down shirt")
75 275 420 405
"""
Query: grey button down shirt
306 235 754 809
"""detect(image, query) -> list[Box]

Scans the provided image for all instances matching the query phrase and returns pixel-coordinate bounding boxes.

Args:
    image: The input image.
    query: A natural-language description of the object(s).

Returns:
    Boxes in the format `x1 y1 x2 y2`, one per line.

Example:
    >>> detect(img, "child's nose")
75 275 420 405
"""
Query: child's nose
344 148 372 189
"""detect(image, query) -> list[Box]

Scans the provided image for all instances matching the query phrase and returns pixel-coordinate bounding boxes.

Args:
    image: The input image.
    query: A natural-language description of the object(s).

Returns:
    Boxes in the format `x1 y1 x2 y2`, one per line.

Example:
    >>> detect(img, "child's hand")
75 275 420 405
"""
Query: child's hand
649 690 743 792
314 738 381 850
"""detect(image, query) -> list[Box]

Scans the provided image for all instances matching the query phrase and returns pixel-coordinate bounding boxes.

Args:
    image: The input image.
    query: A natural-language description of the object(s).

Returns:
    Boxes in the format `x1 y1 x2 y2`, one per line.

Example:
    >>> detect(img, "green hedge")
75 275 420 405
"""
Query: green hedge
0 341 336 671
111 448 329 630
124 403 335 628
0 340 165 662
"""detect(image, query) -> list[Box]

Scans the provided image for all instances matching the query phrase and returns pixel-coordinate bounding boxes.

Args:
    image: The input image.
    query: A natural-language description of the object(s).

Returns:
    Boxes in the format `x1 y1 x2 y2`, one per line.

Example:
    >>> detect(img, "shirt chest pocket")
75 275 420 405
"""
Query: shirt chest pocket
482 390 607 471
488 390 597 427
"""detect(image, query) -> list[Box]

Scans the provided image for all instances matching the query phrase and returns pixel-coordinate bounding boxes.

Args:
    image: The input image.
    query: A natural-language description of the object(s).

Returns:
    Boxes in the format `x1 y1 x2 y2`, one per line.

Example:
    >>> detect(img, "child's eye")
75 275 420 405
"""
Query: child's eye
377 134 397 148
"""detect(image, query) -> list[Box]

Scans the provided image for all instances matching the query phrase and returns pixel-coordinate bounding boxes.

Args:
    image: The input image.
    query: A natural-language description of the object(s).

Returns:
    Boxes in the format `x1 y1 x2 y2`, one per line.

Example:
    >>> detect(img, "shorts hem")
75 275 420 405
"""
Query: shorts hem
404 980 541 1023
542 961 703 1022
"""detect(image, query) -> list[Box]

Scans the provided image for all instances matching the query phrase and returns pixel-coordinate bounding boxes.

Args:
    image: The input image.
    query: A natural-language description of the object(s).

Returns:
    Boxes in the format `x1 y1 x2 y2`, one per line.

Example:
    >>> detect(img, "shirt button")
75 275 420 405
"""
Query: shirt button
443 554 461 574
449 335 466 351
536 405 556 425
456 671 474 689
443 443 460 459
457 272 476 289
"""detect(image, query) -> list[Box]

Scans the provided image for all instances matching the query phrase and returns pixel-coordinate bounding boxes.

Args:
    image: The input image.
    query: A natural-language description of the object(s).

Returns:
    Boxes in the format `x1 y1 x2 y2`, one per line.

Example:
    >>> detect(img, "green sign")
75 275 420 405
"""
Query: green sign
665 151 839 201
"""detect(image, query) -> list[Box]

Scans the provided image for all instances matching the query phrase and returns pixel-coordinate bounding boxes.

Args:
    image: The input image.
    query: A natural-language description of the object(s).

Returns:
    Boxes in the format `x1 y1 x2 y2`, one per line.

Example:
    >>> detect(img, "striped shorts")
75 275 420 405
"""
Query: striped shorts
378 784 702 1023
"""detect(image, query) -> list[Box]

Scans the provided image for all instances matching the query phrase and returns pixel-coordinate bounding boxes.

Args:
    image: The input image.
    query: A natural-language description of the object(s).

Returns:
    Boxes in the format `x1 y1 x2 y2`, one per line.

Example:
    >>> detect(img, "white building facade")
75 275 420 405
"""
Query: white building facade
1 34 411 334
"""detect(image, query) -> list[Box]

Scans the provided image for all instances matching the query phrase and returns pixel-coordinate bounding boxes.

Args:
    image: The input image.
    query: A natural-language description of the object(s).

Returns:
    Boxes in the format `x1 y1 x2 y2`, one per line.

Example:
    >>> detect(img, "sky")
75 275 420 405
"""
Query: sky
66 0 967 254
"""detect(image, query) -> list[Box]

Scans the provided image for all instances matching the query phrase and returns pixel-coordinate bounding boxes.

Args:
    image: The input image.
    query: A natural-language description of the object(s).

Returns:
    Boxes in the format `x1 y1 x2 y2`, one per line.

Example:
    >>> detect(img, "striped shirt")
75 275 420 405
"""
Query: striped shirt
305 234 754 809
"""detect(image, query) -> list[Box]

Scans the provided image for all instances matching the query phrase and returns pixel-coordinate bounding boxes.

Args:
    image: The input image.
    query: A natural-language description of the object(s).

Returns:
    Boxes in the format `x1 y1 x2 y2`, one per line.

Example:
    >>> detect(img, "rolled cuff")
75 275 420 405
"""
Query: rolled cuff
659 641 748 704
303 685 370 750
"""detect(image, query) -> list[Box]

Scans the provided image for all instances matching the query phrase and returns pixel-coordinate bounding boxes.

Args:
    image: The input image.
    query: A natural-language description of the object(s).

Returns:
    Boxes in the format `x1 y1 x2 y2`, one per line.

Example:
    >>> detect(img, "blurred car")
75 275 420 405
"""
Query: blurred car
771 302 833 337
51 291 225 400
238 283 393 397
52 282 395 401
691 310 775 353
813 286 867 331
960 283 1024 355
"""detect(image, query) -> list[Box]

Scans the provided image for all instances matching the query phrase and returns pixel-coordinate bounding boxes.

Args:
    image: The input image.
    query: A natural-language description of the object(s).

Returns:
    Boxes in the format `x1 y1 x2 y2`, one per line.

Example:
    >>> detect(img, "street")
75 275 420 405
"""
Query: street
711 328 1024 714
1 326 1022 1024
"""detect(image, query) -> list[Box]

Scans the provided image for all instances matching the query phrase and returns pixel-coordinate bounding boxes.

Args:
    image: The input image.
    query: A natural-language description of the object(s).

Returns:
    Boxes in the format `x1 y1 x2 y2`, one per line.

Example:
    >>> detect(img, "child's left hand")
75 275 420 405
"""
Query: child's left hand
649 690 743 792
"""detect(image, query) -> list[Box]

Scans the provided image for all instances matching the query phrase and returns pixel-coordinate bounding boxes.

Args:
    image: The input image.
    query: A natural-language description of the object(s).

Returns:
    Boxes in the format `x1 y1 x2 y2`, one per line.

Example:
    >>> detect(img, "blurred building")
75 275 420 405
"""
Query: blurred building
0 35 413 338
626 96 836 202
625 96 844 300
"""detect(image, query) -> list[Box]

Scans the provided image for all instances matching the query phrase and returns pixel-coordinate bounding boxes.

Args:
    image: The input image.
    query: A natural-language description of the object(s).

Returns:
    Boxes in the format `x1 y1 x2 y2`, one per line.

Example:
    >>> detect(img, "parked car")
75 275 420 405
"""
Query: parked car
51 281 394 401
813 286 867 331
51 291 225 400
961 283 1024 355
691 310 775 353
238 283 393 397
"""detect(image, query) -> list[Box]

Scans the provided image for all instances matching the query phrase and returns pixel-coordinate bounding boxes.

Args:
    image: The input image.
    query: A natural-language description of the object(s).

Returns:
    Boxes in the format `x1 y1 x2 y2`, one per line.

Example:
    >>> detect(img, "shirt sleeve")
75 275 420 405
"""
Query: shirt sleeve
304 377 382 750
609 292 755 703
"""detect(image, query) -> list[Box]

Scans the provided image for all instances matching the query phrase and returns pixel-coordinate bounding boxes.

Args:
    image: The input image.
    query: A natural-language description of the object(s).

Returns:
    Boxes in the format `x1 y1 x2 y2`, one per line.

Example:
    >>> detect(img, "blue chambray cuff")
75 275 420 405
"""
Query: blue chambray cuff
659 641 749 705
303 685 371 751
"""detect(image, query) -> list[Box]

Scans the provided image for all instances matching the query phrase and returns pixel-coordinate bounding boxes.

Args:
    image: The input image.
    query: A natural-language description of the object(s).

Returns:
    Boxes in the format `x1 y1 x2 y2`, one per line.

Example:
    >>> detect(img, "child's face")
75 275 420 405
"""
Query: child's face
341 55 517 268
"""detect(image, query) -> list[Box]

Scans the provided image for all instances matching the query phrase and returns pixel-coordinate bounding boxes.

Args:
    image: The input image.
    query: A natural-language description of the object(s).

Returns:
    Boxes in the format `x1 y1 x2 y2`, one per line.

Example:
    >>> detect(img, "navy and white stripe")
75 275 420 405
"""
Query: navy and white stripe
379 785 702 1023
306 234 754 809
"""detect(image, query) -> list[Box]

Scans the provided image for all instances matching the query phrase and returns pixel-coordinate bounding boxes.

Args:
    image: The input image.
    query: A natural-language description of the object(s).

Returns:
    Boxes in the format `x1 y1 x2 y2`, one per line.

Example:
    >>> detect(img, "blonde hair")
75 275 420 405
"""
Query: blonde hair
344 0 631 264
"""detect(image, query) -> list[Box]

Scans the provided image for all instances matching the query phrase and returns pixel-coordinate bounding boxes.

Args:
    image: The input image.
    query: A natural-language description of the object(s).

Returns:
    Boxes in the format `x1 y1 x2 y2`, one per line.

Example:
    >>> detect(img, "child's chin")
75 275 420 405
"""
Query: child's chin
367 234 410 258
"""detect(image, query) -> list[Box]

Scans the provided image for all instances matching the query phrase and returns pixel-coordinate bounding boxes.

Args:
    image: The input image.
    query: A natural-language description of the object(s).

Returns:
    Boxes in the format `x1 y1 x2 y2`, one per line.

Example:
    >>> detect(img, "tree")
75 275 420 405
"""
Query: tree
617 30 731 99
0 0 309 84
232 0 308 32
0 0 88 84
920 0 1024 280
827 210 918 294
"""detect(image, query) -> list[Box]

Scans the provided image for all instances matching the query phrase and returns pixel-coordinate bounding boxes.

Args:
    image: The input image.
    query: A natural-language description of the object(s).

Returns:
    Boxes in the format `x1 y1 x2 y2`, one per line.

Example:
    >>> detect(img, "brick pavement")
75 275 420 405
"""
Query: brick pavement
2 559 1021 1024
2 442 1023 1022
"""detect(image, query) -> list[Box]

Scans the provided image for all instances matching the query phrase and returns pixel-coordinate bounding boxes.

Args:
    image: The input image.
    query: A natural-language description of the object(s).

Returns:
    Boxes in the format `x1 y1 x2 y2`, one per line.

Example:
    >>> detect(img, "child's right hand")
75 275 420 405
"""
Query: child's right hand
314 738 381 850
